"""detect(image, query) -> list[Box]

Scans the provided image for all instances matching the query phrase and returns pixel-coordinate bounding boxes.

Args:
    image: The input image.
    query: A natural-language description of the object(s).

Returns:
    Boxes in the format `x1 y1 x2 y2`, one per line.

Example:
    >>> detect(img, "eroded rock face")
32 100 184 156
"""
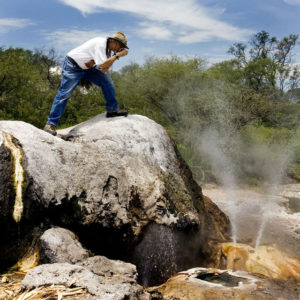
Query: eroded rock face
22 262 150 300
148 267 300 300
0 115 229 283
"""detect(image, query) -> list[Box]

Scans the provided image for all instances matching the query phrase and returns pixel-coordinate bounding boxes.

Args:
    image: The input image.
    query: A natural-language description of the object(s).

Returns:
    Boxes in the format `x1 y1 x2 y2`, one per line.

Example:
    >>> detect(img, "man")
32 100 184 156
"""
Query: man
44 32 129 136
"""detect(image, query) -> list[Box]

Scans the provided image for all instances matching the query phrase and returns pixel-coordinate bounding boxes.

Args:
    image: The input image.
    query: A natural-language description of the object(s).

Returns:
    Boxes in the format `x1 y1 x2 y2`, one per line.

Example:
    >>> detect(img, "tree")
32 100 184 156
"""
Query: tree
228 31 299 91
0 47 58 127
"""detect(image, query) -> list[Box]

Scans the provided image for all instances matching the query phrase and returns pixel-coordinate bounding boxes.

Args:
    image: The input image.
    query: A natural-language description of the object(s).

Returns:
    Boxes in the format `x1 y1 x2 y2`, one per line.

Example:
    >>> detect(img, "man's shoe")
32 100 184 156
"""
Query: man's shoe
44 123 57 136
106 109 128 118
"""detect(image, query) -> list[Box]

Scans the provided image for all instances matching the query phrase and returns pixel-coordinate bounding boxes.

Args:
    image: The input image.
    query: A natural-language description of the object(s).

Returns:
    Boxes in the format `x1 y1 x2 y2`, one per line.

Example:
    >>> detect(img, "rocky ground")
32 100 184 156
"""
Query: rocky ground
1 226 299 300
148 267 300 300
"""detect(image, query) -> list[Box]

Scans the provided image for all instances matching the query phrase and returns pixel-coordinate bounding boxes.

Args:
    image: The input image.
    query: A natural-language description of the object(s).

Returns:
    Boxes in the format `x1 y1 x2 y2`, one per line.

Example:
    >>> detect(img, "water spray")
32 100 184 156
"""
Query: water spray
200 130 239 244
254 133 299 248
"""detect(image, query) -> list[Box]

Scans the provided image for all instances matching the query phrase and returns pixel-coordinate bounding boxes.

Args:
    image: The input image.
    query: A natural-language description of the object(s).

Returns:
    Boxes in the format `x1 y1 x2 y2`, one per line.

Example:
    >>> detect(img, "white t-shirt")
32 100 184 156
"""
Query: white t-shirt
67 37 108 70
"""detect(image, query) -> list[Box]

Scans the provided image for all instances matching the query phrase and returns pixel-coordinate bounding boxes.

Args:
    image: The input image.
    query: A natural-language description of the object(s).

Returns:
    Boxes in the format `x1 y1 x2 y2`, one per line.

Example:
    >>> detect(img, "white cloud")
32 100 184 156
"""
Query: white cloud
0 18 35 33
43 29 108 51
58 0 253 43
283 0 300 5
137 22 173 40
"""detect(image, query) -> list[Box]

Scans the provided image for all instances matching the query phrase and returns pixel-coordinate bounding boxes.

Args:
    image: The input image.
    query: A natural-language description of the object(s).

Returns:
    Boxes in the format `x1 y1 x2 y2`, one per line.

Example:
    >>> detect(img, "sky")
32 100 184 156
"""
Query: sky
0 0 300 69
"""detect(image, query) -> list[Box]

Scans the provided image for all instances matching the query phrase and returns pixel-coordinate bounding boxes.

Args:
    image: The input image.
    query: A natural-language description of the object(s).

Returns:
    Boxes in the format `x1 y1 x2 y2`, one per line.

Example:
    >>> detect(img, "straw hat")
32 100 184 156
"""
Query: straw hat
109 32 129 49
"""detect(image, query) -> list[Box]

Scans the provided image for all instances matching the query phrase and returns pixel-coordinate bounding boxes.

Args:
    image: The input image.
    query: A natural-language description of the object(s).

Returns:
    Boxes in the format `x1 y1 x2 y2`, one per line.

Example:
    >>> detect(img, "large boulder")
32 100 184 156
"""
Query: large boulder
0 114 229 283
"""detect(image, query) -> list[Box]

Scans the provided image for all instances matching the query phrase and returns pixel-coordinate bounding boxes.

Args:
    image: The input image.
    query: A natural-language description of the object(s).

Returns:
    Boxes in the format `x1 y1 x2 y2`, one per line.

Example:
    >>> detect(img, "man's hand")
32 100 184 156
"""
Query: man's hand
116 49 128 57
85 60 95 68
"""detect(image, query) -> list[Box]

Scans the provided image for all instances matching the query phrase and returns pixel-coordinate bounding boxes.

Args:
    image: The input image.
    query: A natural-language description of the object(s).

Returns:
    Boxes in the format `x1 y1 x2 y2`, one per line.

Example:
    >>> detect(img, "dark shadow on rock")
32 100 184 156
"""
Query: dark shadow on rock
44 194 135 262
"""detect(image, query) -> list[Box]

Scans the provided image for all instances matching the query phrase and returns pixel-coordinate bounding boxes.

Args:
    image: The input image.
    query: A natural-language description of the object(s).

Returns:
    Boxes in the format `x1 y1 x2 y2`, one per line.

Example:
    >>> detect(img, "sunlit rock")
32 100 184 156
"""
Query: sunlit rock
148 267 300 300
221 242 300 282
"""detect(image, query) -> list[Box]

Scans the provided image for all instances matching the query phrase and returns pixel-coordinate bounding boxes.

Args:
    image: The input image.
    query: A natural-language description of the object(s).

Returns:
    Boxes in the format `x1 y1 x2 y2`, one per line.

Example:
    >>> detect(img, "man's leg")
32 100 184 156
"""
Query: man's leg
47 59 83 127
84 69 121 112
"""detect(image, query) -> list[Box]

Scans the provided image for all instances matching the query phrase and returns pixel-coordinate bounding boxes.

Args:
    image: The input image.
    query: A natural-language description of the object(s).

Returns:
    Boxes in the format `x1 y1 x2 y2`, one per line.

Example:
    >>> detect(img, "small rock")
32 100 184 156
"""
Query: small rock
78 255 137 279
39 227 91 264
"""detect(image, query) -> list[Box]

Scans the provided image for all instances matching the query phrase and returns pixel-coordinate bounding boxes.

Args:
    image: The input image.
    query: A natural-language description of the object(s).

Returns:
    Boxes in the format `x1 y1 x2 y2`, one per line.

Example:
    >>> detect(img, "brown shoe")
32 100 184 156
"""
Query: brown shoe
106 109 128 118
44 123 57 136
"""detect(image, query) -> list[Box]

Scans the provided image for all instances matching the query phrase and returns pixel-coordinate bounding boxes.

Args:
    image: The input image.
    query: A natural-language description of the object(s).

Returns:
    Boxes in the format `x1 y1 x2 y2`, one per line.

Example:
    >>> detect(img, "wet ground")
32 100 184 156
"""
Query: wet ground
202 183 300 258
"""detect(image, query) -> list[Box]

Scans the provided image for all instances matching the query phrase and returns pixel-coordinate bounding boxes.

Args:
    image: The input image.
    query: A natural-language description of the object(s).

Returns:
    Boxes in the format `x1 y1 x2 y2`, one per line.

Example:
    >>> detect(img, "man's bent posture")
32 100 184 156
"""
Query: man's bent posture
44 31 129 136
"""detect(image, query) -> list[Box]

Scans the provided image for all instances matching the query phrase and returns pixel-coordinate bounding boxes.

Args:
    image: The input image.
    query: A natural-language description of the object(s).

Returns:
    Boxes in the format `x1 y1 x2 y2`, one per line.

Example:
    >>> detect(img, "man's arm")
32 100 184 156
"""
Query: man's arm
100 49 128 73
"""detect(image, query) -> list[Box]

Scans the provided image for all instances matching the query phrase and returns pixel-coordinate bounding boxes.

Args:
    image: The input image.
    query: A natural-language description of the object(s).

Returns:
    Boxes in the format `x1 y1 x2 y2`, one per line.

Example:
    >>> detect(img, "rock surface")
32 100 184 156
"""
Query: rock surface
78 255 137 278
39 227 91 264
0 115 205 231
148 267 300 300
221 242 300 282
22 262 150 300
0 115 229 283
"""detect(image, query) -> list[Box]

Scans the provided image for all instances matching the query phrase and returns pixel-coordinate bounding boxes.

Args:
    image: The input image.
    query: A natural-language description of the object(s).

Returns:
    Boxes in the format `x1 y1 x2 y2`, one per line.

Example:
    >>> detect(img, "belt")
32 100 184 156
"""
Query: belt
66 56 84 70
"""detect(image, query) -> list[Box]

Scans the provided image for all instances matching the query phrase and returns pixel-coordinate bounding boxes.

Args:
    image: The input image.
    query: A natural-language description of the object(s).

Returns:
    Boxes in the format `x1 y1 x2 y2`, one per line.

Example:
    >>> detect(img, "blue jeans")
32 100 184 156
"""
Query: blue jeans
47 57 119 126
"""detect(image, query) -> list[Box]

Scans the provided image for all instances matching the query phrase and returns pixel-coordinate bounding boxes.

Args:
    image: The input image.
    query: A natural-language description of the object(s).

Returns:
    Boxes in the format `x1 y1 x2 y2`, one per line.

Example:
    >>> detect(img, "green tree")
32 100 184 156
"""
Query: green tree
228 31 299 91
0 47 59 127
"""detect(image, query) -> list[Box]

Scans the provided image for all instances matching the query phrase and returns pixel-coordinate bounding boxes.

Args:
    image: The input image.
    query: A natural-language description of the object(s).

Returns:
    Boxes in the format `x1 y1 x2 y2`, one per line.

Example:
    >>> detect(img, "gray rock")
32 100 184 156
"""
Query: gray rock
22 262 150 300
78 255 137 278
39 227 91 264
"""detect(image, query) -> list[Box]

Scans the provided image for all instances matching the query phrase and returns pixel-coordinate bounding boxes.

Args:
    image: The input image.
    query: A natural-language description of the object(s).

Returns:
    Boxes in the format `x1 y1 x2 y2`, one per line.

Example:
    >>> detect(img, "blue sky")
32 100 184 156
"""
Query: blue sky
1 0 299 69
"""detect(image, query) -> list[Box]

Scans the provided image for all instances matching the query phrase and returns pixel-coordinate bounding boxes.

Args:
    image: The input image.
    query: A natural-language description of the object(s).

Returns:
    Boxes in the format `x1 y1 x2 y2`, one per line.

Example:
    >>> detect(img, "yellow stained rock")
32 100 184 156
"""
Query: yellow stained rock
222 242 300 282
147 268 274 300
2 132 24 223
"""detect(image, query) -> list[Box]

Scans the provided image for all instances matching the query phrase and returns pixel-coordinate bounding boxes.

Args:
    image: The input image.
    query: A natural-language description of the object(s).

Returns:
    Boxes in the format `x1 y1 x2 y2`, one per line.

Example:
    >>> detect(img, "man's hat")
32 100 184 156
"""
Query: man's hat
109 32 129 49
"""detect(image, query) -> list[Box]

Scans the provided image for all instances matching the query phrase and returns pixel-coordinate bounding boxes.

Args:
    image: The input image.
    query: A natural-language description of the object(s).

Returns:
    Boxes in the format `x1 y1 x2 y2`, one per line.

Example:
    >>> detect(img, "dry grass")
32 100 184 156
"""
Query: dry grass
0 272 87 300
0 242 87 300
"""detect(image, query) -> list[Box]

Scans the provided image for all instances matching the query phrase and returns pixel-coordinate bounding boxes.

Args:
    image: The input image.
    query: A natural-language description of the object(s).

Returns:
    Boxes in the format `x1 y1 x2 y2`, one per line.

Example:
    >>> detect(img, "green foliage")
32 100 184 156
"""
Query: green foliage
0 47 59 127
228 30 299 91
113 56 207 127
